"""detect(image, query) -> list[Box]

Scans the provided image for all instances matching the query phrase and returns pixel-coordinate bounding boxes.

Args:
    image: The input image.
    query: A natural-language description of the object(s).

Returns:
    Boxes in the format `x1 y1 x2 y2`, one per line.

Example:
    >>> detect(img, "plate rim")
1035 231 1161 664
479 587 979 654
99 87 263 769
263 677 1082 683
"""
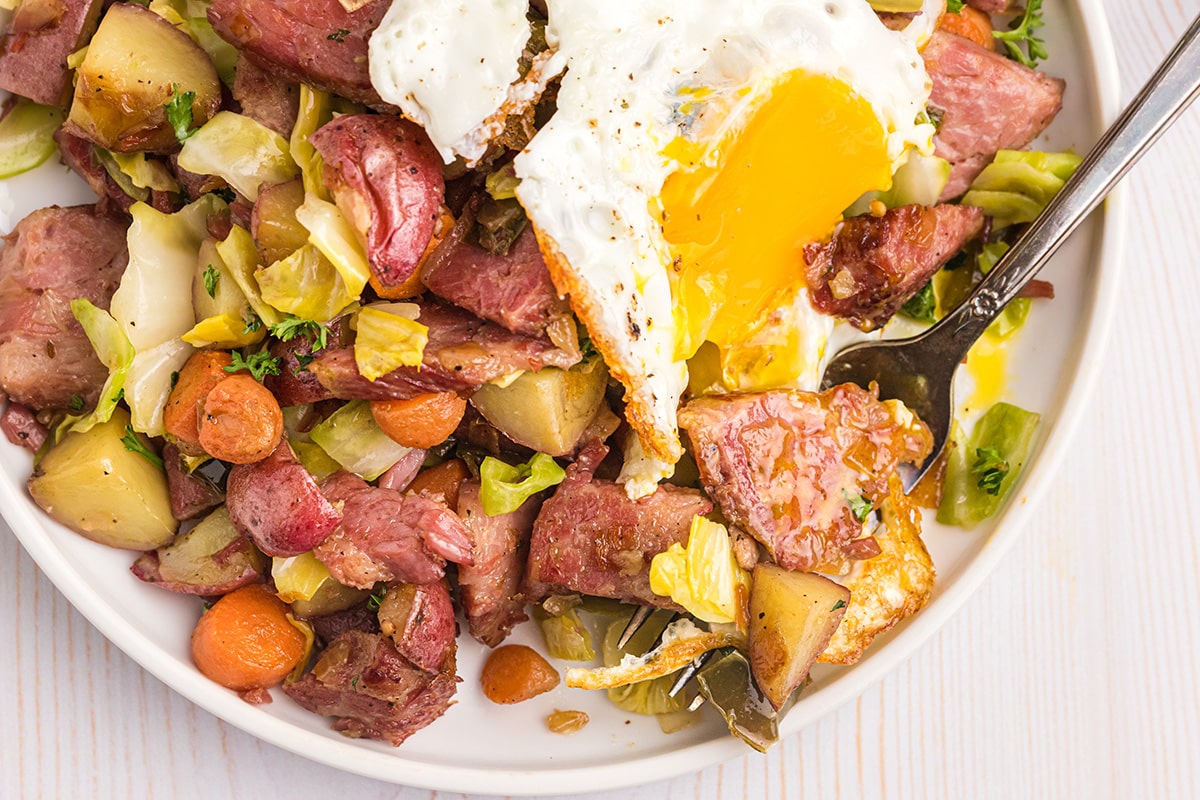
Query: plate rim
0 2 1126 794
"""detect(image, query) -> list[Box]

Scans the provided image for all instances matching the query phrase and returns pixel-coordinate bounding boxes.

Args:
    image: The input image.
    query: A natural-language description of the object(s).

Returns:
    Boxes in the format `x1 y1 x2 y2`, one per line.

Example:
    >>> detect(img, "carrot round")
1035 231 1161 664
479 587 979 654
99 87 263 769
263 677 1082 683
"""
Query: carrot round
371 392 466 449
191 584 306 691
163 350 233 455
198 373 283 464
938 6 995 51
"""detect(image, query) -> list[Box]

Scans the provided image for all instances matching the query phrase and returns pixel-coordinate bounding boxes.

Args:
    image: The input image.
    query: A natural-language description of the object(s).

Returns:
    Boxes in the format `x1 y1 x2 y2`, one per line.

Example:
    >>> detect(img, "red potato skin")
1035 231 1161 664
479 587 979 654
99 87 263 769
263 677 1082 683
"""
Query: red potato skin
377 581 457 674
163 444 224 521
225 439 341 556
130 536 264 596
309 114 445 292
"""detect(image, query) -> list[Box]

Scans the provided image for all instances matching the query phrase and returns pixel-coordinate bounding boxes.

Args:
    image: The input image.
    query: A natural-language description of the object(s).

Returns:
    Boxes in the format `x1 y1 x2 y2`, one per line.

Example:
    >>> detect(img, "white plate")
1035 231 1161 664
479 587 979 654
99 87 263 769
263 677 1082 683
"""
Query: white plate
0 2 1123 794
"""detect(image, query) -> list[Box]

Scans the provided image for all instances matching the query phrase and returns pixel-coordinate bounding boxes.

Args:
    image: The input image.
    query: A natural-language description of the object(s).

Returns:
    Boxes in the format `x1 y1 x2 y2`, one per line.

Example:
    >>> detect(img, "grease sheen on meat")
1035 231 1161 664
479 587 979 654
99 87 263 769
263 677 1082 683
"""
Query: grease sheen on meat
680 385 933 575
0 205 128 411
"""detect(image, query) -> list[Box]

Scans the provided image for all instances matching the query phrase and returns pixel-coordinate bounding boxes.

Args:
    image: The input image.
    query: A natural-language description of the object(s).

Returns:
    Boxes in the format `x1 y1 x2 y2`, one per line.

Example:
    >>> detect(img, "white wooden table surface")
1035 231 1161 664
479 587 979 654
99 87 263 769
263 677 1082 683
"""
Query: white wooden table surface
4 3 1199 798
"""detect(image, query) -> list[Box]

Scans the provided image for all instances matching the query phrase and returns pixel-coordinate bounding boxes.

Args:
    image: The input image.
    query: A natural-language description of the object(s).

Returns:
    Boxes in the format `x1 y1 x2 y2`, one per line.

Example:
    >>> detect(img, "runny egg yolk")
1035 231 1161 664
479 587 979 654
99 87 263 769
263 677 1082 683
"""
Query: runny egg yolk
660 70 894 361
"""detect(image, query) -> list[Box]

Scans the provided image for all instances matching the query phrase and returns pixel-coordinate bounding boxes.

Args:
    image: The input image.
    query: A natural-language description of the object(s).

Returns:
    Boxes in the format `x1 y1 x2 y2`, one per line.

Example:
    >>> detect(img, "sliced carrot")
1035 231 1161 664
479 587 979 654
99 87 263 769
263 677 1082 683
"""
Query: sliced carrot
163 350 234 456
191 584 306 691
371 392 466 449
406 458 470 509
938 6 996 51
481 644 560 704
198 373 283 464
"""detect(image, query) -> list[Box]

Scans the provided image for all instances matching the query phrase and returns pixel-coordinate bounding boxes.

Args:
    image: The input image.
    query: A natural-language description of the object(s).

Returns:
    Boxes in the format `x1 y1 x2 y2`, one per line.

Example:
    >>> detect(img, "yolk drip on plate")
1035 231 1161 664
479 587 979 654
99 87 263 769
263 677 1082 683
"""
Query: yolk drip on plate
659 70 894 367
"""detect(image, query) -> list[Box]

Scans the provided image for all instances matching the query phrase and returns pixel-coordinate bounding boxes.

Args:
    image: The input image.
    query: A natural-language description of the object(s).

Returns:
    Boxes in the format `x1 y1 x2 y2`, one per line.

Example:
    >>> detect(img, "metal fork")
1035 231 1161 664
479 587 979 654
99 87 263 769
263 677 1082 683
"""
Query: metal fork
821 13 1200 486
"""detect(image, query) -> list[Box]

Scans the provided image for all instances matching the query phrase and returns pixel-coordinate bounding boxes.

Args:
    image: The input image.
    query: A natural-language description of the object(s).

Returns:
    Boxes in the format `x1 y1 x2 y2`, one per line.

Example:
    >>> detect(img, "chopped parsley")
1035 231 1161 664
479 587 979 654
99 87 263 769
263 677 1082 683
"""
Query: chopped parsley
224 350 281 382
993 0 1047 68
68 394 84 413
165 84 198 144
946 0 965 13
971 446 1010 496
242 310 263 335
203 264 220 298
842 490 874 523
367 587 386 611
327 28 350 42
901 280 937 324
121 425 164 470
831 599 848 612
269 316 331 350
213 187 236 203
293 352 316 374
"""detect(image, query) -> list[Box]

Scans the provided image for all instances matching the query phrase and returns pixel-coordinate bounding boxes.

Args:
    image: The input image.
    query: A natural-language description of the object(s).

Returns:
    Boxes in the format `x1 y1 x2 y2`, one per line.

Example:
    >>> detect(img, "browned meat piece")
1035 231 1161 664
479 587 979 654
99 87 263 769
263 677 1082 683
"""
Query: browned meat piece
164 444 224 521
305 602 380 646
263 333 335 407
423 223 574 343
924 30 1065 199
456 481 538 647
804 204 984 331
231 53 299 138
284 630 458 747
314 475 473 589
309 300 580 400
526 443 711 606
53 129 132 212
376 580 457 673
0 205 127 411
207 0 390 108
310 114 444 293
679 385 933 575
0 0 104 106
0 402 47 452
225 440 341 557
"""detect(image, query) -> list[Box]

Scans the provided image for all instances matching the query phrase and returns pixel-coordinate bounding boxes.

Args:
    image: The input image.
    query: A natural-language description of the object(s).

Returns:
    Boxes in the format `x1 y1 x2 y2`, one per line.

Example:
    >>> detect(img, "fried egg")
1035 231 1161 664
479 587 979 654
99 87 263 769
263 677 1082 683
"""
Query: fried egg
514 0 934 494
369 0 562 165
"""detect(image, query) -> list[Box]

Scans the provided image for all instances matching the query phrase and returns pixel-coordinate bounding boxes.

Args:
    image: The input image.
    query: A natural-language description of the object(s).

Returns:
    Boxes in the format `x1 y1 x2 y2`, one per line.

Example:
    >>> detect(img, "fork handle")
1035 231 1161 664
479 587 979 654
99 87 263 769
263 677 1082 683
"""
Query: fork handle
941 12 1200 350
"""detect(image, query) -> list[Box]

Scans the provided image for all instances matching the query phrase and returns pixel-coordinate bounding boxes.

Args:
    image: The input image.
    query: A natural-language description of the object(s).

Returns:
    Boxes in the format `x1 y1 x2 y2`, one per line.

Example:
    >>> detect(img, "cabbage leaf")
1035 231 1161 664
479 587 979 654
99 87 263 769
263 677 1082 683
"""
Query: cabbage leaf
308 400 412 480
178 111 298 201
353 304 428 381
479 452 566 516
649 515 750 625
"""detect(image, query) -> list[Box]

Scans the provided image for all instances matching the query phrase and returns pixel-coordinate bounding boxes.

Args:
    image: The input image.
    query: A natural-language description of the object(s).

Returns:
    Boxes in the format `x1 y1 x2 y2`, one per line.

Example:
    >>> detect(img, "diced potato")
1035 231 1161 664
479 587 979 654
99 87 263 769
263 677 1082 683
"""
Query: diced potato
747 564 849 710
67 2 221 153
251 178 309 266
131 506 266 595
289 579 370 618
470 356 608 456
28 408 177 550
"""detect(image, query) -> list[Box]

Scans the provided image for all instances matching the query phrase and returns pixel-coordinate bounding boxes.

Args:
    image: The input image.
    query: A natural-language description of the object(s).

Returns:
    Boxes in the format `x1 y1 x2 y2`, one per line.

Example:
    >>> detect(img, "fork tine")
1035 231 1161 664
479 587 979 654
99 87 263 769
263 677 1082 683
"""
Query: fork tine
667 650 713 698
616 604 654 649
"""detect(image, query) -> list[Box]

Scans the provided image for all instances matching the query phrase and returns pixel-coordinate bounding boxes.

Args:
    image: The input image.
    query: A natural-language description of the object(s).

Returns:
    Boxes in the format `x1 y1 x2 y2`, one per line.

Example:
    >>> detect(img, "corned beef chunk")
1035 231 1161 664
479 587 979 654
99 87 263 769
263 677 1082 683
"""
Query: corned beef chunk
423 224 573 343
314 471 473 589
0 0 104 106
456 480 539 647
0 205 127 411
284 630 458 746
804 204 984 331
924 30 1065 199
208 0 390 108
525 444 711 606
679 385 933 575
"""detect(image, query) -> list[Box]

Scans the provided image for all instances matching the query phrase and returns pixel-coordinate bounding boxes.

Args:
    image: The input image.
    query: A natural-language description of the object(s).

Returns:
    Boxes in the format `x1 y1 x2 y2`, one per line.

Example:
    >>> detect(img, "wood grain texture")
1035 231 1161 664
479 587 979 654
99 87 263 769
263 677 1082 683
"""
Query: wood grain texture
3 2 1199 798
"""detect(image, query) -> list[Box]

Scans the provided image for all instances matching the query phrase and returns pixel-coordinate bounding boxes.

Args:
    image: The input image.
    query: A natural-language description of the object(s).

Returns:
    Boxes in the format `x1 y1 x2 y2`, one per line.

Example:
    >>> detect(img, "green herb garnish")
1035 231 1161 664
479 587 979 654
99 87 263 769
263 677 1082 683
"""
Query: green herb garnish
203 264 220 298
269 316 331 350
993 0 1047 68
946 0 965 13
327 28 349 42
121 424 164 470
367 587 386 611
224 350 281 382
68 394 84 413
901 280 937 324
971 446 1010 496
842 490 874 523
165 84 198 144
831 599 848 612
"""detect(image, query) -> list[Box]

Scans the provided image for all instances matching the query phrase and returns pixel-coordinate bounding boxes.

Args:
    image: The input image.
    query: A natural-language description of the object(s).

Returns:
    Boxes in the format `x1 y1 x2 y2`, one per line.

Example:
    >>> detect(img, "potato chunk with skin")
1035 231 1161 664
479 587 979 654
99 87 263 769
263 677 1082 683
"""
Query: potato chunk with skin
748 565 849 710
66 3 221 153
28 408 176 550
470 357 609 457
819 476 935 665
